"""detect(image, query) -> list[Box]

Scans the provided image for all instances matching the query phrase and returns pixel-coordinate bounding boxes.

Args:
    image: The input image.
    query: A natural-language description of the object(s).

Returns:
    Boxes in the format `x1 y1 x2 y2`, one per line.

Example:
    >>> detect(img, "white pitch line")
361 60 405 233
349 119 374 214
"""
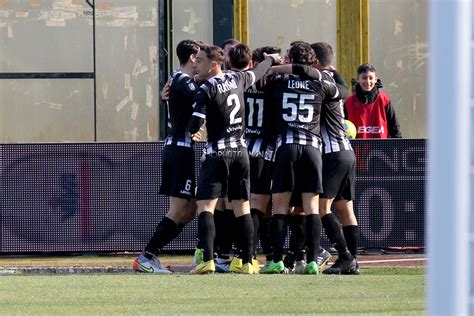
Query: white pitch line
358 258 427 264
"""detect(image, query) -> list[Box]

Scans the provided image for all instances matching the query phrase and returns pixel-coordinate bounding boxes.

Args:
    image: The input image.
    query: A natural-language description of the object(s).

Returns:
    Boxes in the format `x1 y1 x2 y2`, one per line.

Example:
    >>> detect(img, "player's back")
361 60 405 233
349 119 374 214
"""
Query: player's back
268 74 329 148
198 72 250 152
166 71 197 147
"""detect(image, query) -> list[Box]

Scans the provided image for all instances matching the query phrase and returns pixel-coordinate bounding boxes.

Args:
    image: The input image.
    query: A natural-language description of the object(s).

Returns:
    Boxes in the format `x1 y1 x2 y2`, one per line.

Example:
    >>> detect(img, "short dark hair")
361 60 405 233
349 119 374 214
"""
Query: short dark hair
202 45 225 64
256 46 281 63
176 40 201 65
251 47 262 62
357 63 377 74
288 42 315 65
310 42 334 67
221 38 240 49
228 44 252 70
290 40 306 47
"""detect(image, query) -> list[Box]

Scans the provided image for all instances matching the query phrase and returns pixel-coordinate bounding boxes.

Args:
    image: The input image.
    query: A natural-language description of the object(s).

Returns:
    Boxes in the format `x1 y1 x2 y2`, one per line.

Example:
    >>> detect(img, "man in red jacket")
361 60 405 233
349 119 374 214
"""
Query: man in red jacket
344 64 402 139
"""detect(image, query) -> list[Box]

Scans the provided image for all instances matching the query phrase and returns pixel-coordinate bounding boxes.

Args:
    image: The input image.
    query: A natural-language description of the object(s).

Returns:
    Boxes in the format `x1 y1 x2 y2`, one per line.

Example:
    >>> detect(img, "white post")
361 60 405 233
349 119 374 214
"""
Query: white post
428 0 471 315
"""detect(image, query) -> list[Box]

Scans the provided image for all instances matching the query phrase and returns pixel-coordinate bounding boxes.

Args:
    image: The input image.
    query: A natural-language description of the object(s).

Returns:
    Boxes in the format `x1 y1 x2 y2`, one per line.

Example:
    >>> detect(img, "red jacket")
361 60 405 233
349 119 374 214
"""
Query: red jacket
344 91 401 139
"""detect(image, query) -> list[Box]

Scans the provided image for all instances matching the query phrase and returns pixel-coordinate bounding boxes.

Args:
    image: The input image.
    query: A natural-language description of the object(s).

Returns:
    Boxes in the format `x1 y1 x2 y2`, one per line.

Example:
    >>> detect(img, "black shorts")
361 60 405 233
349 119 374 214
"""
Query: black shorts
272 144 323 194
321 150 356 201
249 156 273 195
159 145 195 200
196 148 250 202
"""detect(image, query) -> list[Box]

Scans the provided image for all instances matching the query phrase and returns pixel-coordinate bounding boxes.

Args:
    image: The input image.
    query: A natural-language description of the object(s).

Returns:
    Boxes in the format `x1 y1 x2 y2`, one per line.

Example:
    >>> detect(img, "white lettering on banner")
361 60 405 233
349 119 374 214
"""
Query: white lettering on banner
358 126 385 134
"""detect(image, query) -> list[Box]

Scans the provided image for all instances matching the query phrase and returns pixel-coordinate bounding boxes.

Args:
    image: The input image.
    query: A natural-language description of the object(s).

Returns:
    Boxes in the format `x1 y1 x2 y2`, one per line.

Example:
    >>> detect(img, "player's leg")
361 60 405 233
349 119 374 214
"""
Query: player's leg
264 191 292 273
335 200 360 274
299 145 324 274
134 145 195 274
320 197 356 275
190 155 228 274
259 201 273 266
261 144 297 274
285 205 306 273
214 198 234 272
228 149 256 274
250 193 270 271
333 151 360 274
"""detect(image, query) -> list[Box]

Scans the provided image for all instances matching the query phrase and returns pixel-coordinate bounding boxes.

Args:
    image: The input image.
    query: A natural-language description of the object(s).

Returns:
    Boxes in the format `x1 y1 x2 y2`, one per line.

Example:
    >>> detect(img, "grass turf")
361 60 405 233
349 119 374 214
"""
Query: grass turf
1 267 424 315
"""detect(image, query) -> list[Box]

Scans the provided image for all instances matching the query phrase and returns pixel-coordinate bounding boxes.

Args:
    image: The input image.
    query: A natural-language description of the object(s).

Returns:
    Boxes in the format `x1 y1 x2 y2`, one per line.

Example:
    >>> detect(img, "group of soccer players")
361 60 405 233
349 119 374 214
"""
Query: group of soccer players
133 38 360 275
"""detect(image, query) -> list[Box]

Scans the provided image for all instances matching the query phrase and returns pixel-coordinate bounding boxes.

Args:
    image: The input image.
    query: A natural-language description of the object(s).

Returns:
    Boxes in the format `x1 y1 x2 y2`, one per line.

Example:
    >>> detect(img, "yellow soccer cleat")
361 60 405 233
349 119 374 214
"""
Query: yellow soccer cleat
241 262 255 274
190 260 215 274
229 257 243 273
252 258 260 274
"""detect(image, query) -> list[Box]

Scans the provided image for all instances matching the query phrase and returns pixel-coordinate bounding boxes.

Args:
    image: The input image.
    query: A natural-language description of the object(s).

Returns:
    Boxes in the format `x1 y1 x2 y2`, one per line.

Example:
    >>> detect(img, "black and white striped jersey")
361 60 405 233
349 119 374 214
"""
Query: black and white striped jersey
266 73 342 150
165 70 198 148
244 83 277 161
290 65 352 154
319 70 353 154
190 58 274 154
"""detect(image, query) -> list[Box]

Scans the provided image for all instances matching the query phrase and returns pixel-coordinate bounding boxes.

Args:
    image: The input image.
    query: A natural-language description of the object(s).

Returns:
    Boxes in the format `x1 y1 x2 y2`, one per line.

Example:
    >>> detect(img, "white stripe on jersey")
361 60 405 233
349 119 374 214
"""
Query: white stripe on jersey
248 71 256 86
192 112 206 119
229 137 238 148
217 139 226 150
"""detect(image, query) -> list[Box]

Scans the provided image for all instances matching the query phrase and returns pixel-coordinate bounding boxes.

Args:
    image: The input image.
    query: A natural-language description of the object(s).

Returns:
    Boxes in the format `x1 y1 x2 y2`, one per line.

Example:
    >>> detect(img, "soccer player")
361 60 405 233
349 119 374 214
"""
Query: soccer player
133 40 202 273
188 44 280 274
244 46 282 270
260 42 347 274
310 42 358 274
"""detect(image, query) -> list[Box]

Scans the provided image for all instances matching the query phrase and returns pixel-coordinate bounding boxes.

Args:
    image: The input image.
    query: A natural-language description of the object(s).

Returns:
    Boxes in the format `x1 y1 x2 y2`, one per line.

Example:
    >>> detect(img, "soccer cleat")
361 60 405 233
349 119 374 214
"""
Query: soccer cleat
190 260 215 274
341 260 360 275
133 254 172 274
303 261 319 274
252 259 260 274
229 257 243 273
294 260 307 274
192 248 204 267
323 257 357 275
260 260 285 274
241 262 255 274
316 248 332 272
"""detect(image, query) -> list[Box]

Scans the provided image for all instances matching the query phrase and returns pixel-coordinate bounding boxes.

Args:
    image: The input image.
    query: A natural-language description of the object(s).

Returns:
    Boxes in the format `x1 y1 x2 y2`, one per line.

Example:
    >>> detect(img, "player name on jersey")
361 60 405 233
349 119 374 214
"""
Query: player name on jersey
217 79 238 94
288 79 310 90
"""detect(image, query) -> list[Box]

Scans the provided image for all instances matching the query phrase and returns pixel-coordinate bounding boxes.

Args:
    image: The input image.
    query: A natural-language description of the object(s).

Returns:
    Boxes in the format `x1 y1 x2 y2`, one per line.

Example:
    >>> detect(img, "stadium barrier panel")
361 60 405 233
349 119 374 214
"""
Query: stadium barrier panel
0 139 425 253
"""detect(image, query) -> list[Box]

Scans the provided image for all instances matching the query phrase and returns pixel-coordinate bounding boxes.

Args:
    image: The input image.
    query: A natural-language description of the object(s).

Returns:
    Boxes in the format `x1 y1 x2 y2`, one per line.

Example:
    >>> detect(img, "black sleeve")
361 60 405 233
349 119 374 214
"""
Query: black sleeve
188 87 208 134
331 70 348 88
385 101 402 138
243 57 274 89
291 64 321 80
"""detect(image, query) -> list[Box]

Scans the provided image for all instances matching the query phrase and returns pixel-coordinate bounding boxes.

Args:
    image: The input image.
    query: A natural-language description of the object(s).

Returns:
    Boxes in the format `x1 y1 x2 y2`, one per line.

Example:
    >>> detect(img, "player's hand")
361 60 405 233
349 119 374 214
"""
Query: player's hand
264 52 282 65
160 82 170 101
191 127 205 141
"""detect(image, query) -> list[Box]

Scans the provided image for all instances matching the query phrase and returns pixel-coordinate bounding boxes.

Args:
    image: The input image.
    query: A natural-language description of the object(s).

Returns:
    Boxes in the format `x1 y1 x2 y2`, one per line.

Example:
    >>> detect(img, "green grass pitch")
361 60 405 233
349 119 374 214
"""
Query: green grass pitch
1 267 424 315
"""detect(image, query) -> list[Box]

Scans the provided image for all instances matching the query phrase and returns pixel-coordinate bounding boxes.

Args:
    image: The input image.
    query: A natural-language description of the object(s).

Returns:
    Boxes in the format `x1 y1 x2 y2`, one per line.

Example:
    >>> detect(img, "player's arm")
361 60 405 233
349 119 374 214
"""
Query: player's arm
188 87 208 135
322 79 350 100
269 64 322 80
243 54 281 89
